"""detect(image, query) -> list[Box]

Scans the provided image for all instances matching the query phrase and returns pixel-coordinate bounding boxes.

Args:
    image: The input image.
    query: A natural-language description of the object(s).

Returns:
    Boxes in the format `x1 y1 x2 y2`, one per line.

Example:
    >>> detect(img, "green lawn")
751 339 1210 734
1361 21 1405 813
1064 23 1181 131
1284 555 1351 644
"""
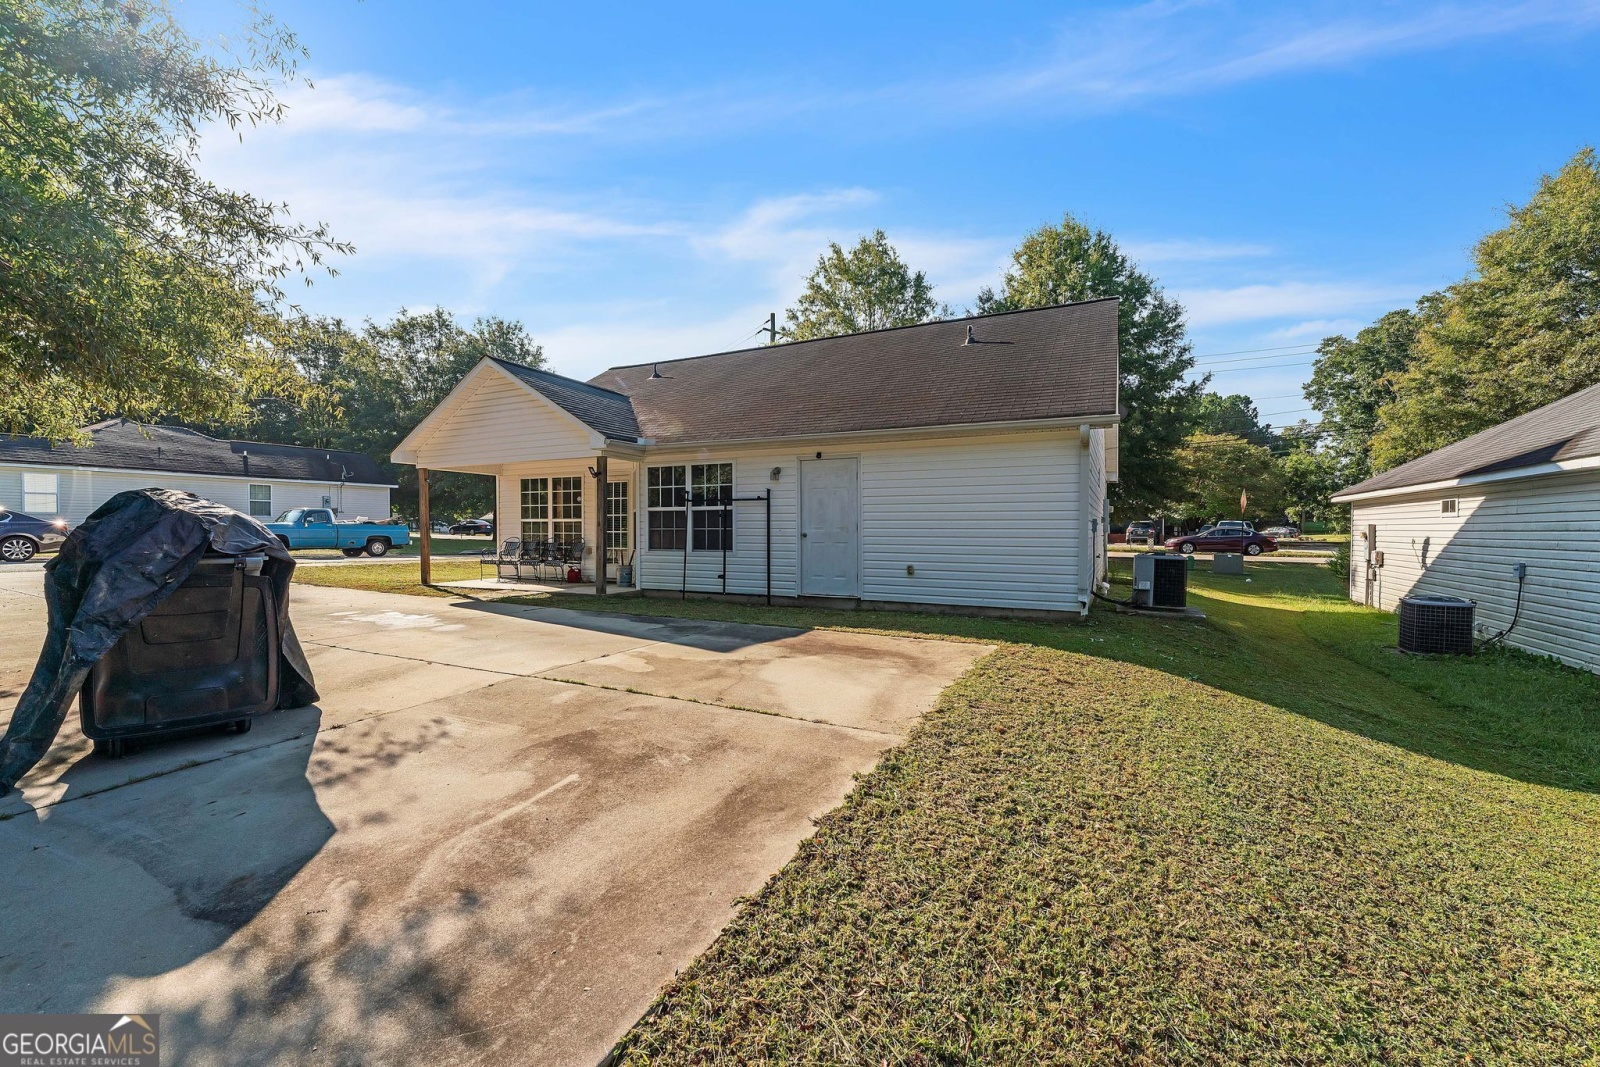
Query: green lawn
295 557 1600 1062
290 557 484 596
289 534 488 561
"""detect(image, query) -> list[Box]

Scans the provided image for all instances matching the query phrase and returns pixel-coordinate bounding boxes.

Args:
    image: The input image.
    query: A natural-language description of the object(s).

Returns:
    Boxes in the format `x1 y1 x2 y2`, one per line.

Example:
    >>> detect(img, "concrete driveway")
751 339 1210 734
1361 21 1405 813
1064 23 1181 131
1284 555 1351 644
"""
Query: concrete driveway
0 566 989 1066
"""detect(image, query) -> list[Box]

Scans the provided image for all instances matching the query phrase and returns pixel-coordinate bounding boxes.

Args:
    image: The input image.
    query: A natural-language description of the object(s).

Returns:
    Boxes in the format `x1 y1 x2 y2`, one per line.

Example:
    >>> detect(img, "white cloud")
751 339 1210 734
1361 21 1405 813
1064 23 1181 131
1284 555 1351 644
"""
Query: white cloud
1179 280 1422 327
959 0 1600 113
1262 318 1373 342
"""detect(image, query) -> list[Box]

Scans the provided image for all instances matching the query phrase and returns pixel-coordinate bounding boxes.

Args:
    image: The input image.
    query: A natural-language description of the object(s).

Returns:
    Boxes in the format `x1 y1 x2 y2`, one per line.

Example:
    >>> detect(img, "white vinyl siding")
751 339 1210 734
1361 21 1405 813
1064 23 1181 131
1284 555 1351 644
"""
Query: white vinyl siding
406 370 597 470
632 431 1085 612
1349 468 1600 673
0 464 391 527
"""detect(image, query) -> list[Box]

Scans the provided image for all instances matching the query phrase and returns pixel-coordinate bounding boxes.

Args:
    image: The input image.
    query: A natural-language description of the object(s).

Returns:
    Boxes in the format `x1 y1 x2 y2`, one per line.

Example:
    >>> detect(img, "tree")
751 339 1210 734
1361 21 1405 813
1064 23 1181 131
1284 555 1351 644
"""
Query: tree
0 0 348 441
977 215 1201 516
1371 148 1600 469
780 230 946 341
1192 392 1275 447
197 309 546 520
1276 428 1346 529
1305 308 1421 483
1170 433 1282 526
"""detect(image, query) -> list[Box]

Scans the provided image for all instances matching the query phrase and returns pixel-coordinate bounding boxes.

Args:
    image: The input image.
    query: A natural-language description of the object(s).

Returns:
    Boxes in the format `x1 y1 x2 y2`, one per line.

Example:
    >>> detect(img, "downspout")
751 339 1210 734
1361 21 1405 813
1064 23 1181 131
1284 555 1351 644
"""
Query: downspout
1077 424 1093 616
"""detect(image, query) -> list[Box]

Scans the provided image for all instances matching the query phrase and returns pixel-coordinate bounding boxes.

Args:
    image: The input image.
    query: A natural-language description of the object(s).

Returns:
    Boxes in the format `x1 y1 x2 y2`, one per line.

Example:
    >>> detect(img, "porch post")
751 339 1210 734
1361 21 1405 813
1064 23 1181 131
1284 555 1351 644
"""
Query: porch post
594 455 608 596
418 467 432 586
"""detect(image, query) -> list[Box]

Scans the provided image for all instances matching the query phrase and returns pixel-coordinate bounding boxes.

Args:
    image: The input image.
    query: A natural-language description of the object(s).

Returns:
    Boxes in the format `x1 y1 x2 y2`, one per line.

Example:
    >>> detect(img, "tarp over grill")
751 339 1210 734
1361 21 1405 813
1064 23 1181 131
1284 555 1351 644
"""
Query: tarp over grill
0 488 318 795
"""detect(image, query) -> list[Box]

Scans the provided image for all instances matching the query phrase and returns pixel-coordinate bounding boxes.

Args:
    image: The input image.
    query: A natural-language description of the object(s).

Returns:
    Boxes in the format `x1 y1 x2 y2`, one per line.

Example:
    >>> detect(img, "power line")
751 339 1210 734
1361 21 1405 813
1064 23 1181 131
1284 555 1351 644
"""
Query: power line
1190 347 1320 368
1192 360 1318 375
1187 342 1325 359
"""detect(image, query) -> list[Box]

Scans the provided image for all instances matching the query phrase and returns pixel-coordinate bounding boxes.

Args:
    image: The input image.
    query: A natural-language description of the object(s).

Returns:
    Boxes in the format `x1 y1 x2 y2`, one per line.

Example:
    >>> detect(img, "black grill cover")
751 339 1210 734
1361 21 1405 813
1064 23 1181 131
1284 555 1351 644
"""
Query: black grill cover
0 489 319 794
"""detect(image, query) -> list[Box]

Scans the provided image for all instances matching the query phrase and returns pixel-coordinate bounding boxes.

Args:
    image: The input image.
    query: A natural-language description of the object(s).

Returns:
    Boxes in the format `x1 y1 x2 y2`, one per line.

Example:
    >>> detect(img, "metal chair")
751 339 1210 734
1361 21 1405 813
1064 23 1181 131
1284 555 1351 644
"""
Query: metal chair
549 538 584 582
481 537 521 581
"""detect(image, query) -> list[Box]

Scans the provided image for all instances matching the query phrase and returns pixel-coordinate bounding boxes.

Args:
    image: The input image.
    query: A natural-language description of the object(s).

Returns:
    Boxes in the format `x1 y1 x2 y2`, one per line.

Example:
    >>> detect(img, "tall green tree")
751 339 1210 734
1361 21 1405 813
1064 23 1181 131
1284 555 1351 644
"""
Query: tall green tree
780 230 946 341
1372 148 1600 469
0 0 348 441
1275 426 1346 529
1193 392 1275 447
199 309 546 520
1305 308 1421 483
977 215 1201 516
1170 432 1283 526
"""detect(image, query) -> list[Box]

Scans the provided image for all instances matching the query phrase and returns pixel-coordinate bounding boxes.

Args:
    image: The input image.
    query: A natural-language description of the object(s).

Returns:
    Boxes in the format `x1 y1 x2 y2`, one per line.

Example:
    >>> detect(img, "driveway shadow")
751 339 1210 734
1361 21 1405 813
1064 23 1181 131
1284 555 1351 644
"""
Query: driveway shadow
0 707 335 1010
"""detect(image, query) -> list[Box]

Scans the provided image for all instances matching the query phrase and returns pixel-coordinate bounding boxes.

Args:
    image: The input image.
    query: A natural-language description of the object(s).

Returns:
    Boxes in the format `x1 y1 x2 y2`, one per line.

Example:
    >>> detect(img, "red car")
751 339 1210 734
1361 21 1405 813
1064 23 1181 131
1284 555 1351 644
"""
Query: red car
1163 526 1278 556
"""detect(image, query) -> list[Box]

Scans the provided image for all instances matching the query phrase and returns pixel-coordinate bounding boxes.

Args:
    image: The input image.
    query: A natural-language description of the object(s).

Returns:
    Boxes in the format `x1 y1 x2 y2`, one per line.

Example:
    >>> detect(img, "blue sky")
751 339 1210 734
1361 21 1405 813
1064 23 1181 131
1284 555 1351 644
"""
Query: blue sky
189 0 1600 426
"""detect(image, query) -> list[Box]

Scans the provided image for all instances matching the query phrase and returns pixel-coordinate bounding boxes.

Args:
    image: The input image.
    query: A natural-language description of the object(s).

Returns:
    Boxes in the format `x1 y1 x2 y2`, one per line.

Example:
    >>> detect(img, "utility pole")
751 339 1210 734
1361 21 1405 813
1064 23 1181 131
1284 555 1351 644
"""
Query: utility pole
761 312 776 345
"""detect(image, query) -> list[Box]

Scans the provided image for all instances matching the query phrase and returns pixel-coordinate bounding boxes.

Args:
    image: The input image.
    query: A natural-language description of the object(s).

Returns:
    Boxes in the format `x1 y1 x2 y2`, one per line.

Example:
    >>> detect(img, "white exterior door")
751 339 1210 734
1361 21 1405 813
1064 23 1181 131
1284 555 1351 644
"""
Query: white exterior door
800 458 859 597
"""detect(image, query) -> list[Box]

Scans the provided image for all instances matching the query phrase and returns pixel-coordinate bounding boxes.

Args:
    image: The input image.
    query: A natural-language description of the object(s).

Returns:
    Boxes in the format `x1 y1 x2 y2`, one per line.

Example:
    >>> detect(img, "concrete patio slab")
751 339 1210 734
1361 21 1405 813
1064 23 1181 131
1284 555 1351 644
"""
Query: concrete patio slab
0 571 991 1066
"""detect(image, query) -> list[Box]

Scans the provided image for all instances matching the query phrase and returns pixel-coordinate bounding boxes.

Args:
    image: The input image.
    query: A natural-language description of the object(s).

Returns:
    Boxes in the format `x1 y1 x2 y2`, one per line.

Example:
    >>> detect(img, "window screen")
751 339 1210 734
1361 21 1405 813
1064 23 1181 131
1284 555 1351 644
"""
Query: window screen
248 484 273 518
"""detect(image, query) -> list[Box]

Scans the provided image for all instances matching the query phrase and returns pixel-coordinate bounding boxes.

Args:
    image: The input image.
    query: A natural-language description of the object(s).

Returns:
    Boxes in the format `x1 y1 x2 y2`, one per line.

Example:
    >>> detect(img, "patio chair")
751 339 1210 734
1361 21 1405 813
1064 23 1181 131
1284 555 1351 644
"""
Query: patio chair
514 539 549 582
481 537 521 581
547 538 584 582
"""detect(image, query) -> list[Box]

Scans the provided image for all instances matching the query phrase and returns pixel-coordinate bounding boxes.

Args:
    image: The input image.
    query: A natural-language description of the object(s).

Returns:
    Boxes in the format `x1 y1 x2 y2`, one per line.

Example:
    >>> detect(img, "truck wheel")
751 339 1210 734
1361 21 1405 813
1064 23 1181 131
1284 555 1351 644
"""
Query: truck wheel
365 537 391 557
0 536 37 563
277 536 292 550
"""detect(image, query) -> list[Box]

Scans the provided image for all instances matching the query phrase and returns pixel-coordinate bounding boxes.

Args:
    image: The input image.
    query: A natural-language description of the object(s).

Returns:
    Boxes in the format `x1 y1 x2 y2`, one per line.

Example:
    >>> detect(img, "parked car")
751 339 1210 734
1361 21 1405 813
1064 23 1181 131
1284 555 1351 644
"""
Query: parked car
1124 520 1158 546
430 520 452 534
1163 526 1279 556
449 518 494 536
0 508 68 562
1260 525 1300 539
264 508 411 556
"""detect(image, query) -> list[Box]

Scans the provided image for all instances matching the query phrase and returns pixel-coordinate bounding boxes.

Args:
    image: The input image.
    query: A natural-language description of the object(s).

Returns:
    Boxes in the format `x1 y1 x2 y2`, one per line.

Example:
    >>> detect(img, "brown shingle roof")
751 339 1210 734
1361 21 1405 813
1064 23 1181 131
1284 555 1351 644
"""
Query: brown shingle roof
1336 381 1600 499
0 420 393 484
583 299 1119 446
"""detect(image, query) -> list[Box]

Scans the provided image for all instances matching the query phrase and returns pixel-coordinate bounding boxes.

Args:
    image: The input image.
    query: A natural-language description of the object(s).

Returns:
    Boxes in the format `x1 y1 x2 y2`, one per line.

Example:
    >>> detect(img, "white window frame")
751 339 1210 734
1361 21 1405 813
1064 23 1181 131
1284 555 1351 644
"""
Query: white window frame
520 476 584 547
605 480 630 554
1441 498 1459 516
248 484 273 518
23 472 58 516
646 463 733 552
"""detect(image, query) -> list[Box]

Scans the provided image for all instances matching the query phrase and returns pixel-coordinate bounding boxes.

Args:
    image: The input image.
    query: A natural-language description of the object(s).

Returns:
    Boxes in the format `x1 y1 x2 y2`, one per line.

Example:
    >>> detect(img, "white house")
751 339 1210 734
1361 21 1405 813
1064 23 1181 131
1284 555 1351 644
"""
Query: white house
394 300 1121 617
0 419 395 527
1332 382 1600 672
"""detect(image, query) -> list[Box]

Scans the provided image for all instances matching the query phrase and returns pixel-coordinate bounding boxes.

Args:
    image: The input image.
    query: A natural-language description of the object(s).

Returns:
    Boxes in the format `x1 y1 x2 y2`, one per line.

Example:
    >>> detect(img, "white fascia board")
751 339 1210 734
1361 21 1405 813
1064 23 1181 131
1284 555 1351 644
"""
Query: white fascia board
1332 453 1600 503
0 460 395 489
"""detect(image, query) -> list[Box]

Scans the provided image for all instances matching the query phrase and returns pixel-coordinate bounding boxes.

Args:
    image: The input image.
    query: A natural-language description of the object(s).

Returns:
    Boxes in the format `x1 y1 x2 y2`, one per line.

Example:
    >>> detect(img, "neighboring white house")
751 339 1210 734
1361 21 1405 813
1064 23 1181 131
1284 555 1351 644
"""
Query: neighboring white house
0 419 396 527
1332 382 1600 672
393 300 1121 616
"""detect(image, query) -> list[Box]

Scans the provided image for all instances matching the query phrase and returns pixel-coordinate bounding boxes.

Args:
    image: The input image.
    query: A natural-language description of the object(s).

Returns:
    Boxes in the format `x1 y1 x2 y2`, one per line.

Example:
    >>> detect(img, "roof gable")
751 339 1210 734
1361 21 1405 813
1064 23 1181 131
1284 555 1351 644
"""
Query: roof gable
492 359 640 440
1337 381 1600 499
0 420 392 484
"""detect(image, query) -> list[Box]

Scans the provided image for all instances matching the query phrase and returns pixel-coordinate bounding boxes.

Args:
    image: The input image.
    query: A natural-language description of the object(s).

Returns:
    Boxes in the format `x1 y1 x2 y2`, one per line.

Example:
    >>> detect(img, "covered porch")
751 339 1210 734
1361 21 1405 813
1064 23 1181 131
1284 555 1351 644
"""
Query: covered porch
390 357 651 597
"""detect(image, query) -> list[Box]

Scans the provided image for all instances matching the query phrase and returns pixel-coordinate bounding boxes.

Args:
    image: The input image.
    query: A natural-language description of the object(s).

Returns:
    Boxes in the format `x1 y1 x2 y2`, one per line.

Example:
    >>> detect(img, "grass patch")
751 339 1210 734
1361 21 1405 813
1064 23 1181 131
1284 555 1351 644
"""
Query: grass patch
290 558 483 597
591 563 1600 1063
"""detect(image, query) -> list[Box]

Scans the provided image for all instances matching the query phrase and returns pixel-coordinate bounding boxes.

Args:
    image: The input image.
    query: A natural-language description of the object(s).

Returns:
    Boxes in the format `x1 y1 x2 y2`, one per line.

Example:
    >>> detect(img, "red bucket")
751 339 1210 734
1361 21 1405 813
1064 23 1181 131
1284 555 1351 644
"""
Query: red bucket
566 566 582 583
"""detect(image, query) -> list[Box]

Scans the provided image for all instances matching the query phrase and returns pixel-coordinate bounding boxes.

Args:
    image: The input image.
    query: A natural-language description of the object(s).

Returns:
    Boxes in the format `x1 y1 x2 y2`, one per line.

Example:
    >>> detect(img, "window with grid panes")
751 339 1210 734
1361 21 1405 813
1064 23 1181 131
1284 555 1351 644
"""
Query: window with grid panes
690 463 733 551
551 476 583 546
519 478 548 544
646 466 686 550
605 481 629 553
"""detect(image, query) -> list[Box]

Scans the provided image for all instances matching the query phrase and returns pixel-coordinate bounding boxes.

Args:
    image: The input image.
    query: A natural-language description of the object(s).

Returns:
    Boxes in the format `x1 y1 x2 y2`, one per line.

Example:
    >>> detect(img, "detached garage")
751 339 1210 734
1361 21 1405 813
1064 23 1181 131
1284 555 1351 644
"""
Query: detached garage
393 300 1122 616
1333 382 1600 673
